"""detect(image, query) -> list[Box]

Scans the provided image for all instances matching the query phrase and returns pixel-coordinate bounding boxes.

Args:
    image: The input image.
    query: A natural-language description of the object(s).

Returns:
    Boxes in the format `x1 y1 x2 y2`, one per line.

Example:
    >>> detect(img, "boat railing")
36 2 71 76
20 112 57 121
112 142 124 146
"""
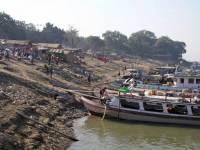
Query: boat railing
119 95 177 104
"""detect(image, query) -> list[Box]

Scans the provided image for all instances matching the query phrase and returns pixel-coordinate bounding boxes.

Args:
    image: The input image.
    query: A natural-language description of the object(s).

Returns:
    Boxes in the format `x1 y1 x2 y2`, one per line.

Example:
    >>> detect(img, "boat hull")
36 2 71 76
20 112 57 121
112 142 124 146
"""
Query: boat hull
81 97 200 126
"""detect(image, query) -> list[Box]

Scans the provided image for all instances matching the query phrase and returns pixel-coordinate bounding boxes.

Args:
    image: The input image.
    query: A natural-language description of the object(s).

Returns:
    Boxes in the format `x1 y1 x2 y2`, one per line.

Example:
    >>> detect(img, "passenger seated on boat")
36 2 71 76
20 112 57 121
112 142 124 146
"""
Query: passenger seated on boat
167 106 173 113
167 104 188 115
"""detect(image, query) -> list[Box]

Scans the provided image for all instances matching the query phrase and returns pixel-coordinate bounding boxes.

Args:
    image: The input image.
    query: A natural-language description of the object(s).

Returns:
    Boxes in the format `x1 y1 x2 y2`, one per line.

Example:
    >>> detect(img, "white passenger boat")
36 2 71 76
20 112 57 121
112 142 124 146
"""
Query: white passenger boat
81 96 200 126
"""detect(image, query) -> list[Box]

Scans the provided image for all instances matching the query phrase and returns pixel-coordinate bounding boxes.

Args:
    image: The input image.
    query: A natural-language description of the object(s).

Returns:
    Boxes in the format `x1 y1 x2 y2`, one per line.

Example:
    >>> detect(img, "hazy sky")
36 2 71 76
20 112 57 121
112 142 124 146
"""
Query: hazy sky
1 0 200 61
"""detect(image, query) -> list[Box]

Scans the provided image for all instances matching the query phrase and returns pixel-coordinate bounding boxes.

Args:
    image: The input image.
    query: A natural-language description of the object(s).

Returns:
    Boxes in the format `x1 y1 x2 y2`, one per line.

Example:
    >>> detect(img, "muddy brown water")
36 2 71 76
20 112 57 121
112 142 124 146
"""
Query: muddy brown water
69 116 200 150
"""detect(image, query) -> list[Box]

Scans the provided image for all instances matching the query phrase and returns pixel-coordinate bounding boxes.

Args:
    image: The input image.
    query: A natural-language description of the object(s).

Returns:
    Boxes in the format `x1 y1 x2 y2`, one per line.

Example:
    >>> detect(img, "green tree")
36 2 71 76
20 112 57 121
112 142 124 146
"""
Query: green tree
102 30 129 52
0 12 26 39
86 36 104 51
42 22 65 43
0 11 187 62
64 26 79 48
128 30 156 56
154 36 186 60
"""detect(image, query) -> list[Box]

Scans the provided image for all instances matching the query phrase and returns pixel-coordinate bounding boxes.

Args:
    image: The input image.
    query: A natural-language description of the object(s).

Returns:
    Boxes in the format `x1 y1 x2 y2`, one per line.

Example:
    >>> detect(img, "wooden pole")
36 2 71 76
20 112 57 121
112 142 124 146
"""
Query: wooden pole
69 90 95 93
16 111 79 141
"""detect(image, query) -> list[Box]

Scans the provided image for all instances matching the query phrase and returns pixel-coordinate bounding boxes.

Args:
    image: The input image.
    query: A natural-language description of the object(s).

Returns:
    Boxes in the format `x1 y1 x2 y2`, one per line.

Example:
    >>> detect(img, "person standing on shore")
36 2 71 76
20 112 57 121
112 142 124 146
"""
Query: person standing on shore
30 52 34 65
4 49 10 61
44 64 49 75
49 65 53 78
87 73 91 83
118 70 121 76
55 56 59 65
47 53 51 65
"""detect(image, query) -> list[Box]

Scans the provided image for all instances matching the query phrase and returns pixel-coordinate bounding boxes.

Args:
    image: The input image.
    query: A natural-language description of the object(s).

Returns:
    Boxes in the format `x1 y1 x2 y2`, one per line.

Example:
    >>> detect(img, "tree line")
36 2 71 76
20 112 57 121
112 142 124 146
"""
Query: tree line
0 12 186 61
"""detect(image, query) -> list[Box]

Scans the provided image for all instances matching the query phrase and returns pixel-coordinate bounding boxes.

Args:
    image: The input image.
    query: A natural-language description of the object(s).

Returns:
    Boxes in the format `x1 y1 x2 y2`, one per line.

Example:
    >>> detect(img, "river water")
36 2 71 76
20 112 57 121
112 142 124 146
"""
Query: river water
69 116 200 150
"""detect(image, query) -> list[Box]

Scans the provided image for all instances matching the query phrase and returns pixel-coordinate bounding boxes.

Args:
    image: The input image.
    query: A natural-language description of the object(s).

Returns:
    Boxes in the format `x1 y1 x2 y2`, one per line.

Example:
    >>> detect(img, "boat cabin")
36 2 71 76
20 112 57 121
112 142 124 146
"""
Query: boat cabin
175 75 200 89
108 97 200 116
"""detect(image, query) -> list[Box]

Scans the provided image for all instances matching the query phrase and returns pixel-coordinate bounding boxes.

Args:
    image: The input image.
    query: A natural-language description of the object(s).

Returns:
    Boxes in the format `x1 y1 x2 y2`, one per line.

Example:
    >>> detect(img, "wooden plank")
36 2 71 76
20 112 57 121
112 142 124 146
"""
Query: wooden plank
65 89 100 99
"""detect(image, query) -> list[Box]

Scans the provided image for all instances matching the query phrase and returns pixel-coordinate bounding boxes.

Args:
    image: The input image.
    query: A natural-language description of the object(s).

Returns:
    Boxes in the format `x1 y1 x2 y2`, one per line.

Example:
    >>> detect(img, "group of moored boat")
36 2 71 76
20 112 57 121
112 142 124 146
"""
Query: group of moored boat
76 65 200 126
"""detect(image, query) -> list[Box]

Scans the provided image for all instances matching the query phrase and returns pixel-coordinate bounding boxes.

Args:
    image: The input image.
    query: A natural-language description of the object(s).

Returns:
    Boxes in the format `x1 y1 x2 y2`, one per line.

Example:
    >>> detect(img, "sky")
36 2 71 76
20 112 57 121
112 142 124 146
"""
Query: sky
0 0 200 61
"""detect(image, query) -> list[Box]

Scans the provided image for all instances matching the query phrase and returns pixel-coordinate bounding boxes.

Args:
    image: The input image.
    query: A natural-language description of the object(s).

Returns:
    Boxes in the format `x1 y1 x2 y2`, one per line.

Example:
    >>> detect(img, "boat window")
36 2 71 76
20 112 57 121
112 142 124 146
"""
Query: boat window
166 93 174 97
143 102 163 112
180 78 184 84
196 79 200 84
167 104 188 115
120 99 139 110
191 106 200 116
188 78 194 84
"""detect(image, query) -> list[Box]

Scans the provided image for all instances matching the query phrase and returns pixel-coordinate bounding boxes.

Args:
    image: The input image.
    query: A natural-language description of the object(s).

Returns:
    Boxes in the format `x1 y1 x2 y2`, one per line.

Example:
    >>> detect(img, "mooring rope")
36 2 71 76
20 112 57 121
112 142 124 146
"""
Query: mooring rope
101 104 107 120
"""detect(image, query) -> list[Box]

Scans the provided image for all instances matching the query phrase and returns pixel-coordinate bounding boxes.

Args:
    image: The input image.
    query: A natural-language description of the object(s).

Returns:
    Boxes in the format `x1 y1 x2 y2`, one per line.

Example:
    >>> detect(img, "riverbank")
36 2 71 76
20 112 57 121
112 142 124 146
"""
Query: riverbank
0 55 162 149
0 71 86 149
0 59 89 149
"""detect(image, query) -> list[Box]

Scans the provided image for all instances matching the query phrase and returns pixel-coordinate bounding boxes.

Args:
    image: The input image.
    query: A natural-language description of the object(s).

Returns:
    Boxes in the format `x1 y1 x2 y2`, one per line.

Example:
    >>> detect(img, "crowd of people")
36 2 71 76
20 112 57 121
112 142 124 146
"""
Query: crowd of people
0 46 37 64
0 45 56 78
0 45 93 83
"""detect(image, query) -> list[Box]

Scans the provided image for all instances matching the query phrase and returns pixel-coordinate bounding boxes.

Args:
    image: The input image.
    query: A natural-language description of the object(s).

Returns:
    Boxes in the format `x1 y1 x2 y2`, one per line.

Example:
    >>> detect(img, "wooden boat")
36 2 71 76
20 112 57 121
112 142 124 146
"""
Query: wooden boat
80 96 200 126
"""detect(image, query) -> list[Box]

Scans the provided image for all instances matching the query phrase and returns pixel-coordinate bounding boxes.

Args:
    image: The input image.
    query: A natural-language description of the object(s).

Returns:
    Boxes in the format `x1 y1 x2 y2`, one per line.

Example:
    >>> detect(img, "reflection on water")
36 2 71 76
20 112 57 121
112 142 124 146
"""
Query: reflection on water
69 116 200 150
